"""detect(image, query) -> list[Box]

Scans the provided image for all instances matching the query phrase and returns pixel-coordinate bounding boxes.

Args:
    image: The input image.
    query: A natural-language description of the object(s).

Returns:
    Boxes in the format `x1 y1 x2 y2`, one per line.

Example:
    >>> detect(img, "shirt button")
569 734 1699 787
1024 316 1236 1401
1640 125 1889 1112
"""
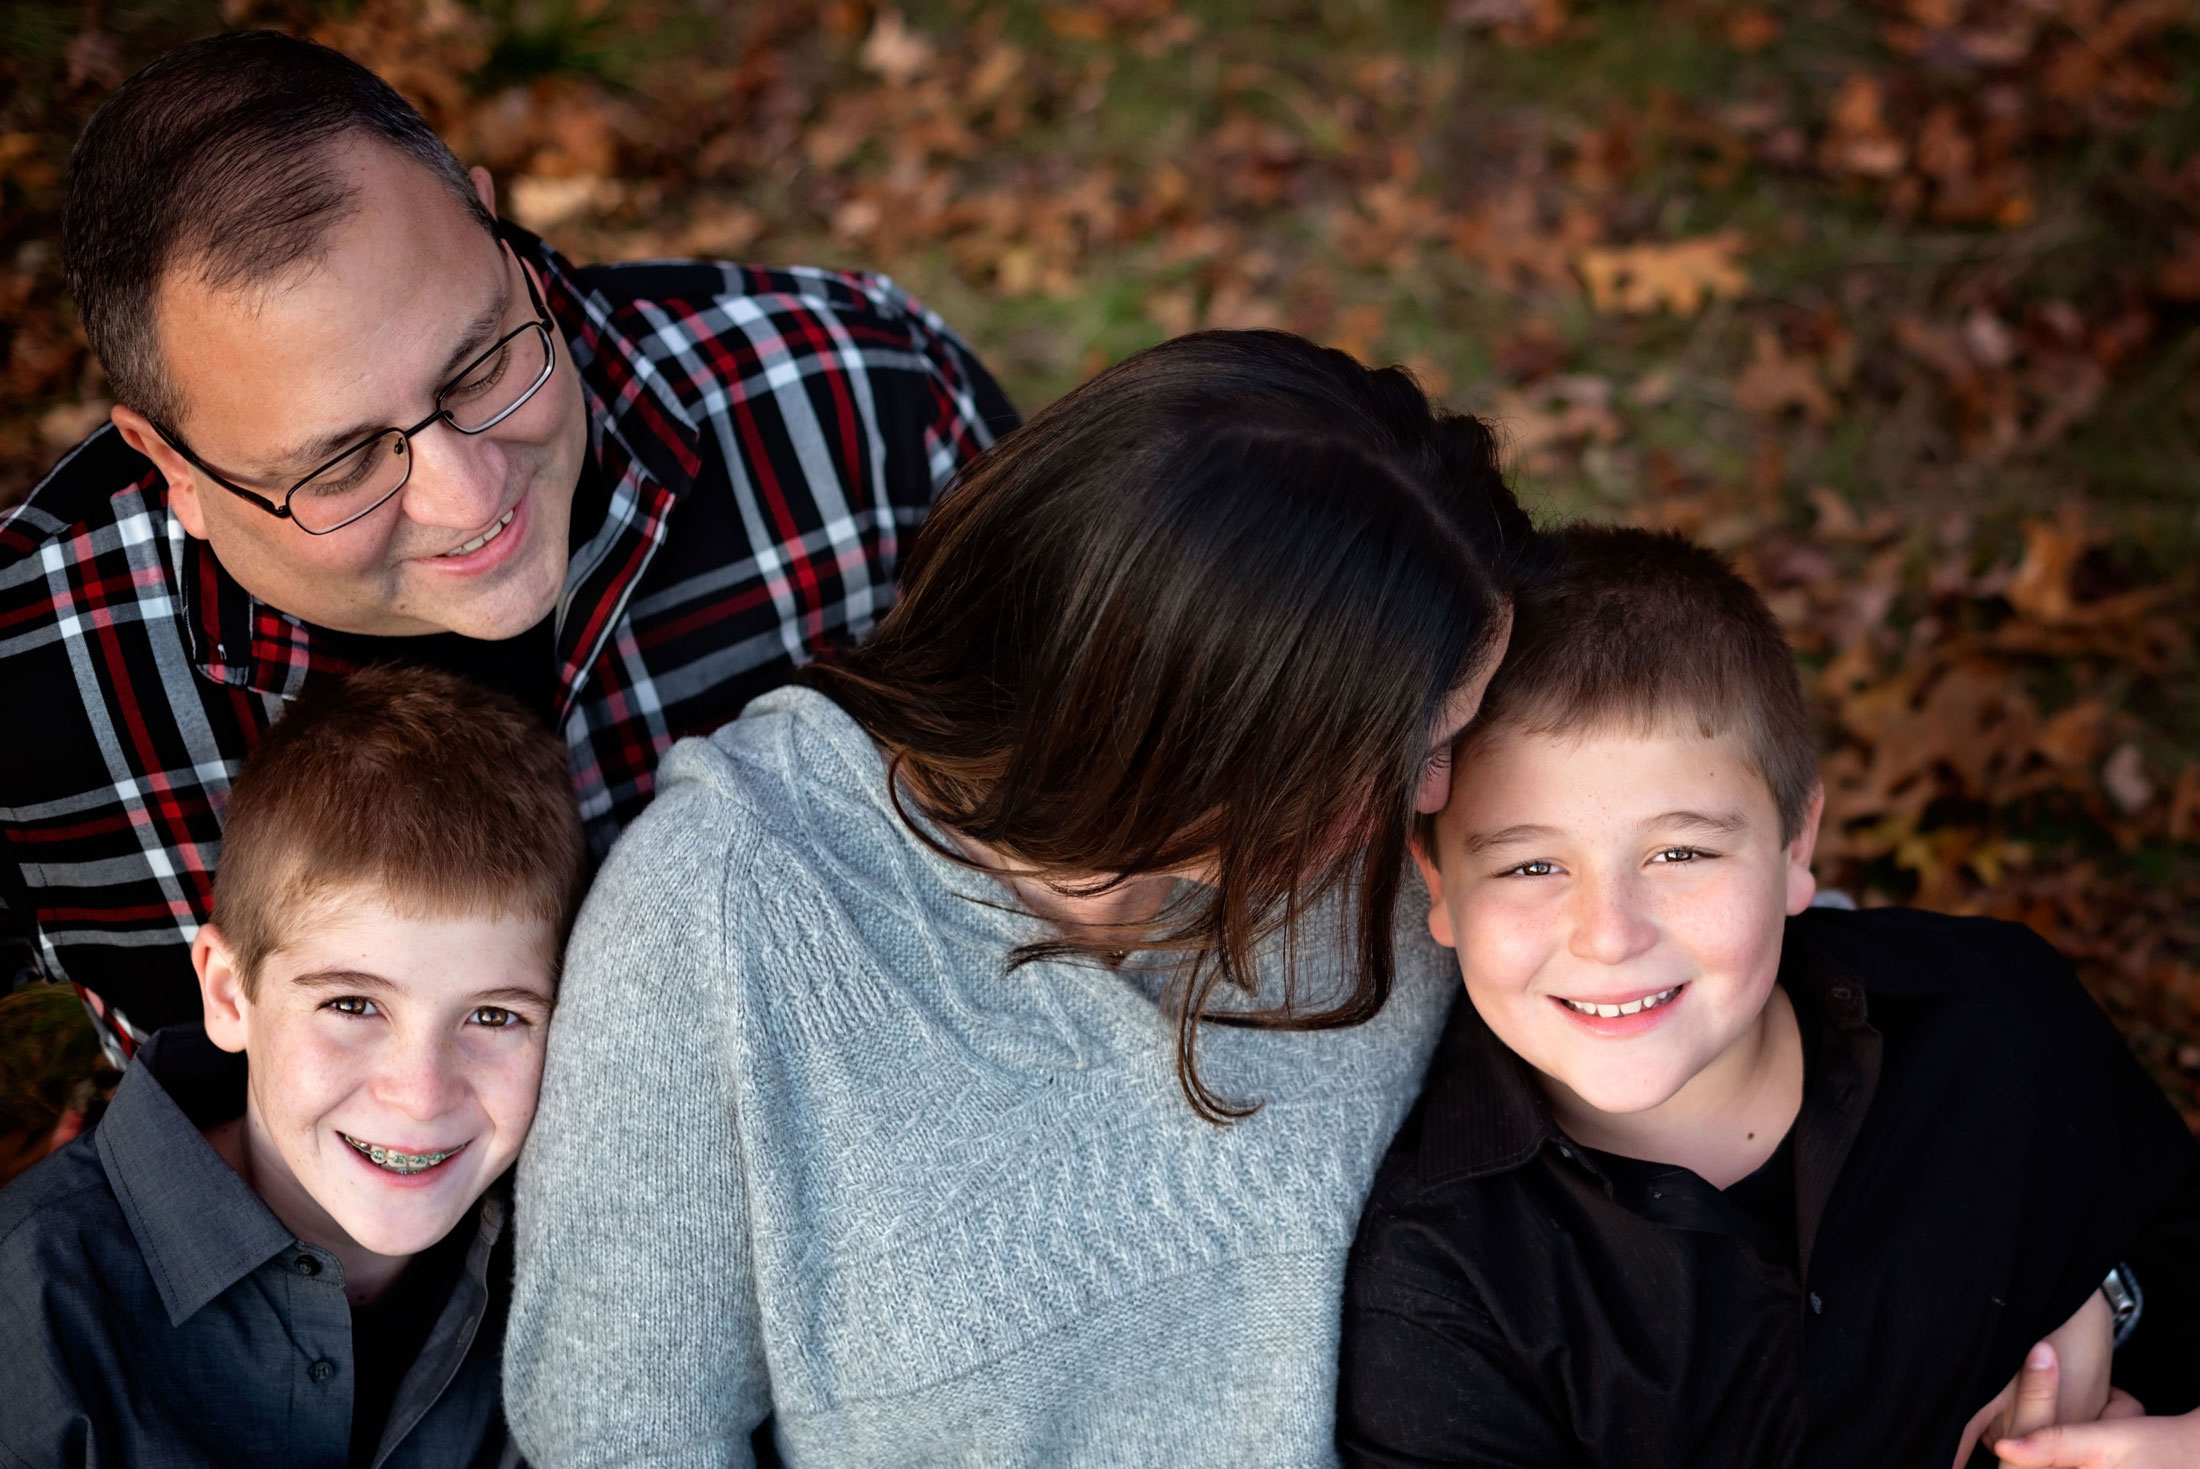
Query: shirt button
308 1359 336 1383
1810 1292 1824 1315
292 1255 321 1277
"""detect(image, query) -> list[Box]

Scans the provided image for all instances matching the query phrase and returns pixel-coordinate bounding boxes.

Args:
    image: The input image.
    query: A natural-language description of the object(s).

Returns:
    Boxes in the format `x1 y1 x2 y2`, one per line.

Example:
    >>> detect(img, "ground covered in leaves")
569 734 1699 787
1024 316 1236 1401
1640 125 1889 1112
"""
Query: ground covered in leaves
1 0 2197 1143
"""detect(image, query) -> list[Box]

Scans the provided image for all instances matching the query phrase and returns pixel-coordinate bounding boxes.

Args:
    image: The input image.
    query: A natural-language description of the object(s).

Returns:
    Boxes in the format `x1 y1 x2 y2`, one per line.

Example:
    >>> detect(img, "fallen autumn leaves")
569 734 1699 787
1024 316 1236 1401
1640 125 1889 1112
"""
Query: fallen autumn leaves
0 0 2195 1130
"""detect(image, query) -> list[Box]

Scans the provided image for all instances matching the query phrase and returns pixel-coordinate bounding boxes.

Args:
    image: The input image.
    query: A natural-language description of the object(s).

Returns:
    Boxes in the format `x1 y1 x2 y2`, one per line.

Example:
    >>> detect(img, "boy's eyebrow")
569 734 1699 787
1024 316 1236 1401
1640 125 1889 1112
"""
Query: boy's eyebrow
1463 823 1562 854
471 985 555 1007
1644 809 1749 836
288 967 397 992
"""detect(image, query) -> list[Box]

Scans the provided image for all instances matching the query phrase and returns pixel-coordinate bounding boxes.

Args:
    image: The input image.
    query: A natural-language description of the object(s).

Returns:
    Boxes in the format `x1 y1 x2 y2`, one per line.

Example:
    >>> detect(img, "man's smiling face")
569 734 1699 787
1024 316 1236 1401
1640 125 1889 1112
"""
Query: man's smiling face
113 137 587 638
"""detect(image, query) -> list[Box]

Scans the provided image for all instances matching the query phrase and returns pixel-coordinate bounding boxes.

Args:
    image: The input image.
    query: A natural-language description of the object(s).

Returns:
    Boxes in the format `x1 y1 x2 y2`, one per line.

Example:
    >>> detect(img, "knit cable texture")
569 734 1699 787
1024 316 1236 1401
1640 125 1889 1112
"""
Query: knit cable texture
504 686 1456 1468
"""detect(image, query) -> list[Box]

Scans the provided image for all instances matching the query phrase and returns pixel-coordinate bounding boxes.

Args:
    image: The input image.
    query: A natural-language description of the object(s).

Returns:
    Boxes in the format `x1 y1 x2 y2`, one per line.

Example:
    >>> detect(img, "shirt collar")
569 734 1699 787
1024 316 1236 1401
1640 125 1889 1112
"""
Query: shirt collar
1414 912 1892 1191
178 227 702 707
95 1025 516 1330
94 1025 295 1327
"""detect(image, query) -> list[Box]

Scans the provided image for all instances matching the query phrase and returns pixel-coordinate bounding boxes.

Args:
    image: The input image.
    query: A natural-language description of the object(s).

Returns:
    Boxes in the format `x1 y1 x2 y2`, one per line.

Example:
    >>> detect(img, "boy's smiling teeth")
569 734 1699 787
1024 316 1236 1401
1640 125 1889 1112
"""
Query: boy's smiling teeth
339 1131 464 1175
440 507 515 557
1559 984 1683 1019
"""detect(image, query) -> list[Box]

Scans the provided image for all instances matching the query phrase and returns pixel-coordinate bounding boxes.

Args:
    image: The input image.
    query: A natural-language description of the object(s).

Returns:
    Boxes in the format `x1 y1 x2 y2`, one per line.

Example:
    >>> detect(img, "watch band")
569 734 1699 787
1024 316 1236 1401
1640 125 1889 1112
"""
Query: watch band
2101 1262 2143 1350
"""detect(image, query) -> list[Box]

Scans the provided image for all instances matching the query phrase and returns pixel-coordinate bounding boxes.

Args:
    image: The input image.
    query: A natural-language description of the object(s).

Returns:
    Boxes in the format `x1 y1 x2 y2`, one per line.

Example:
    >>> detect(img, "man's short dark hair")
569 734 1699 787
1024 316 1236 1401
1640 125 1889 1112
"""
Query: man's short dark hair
1446 523 1821 845
63 30 494 425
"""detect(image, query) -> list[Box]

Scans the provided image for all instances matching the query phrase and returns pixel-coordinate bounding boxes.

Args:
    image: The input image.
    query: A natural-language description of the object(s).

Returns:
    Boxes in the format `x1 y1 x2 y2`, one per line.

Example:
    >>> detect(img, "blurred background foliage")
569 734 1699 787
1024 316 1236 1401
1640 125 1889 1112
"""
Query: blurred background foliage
2 0 2198 1159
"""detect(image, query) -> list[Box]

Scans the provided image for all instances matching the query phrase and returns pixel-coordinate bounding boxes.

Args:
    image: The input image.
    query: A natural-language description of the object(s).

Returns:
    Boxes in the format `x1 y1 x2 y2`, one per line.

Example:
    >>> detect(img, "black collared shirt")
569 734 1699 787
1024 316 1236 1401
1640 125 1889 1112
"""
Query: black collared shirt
1339 907 2200 1468
0 1025 520 1469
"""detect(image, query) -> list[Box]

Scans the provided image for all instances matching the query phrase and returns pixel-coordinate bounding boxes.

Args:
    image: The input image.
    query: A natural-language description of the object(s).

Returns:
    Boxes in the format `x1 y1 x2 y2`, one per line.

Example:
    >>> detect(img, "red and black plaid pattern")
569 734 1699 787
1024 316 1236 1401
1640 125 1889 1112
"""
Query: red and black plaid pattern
0 228 1014 1056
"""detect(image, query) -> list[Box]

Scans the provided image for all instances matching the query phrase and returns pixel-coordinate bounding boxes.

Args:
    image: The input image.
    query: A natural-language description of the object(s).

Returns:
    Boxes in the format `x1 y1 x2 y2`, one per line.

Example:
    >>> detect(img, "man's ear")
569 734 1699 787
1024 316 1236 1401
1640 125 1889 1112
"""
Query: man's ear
1785 784 1826 916
110 404 211 540
195 922 253 1054
1409 836 1458 950
470 165 498 218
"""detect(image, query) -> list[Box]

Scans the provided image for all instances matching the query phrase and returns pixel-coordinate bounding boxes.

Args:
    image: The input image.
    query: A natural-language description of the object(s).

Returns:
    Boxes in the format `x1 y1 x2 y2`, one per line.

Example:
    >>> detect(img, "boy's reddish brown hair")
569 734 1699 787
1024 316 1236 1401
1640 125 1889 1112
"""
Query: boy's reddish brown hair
212 665 585 989
1425 524 1820 855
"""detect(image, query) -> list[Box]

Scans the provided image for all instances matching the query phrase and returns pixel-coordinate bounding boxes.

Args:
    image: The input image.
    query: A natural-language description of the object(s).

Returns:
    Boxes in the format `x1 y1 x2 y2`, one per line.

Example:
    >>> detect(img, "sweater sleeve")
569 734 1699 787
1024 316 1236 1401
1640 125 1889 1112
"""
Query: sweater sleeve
504 793 771 1468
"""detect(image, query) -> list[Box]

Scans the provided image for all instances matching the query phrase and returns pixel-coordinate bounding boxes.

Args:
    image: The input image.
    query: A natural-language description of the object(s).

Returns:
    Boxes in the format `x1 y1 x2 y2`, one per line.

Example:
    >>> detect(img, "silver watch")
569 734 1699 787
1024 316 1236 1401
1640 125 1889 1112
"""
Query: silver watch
2101 1262 2143 1350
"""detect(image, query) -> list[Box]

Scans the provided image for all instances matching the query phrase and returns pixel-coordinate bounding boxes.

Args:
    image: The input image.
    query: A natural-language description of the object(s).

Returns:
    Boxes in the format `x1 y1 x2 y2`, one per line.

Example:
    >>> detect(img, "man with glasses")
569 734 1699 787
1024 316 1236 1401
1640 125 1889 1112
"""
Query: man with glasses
1 31 1016 1061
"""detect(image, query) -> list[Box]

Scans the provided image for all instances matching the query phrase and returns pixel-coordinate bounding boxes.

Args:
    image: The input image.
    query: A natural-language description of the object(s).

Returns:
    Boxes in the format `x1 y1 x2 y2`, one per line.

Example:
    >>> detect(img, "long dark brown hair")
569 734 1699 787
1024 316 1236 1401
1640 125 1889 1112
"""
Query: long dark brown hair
801 330 1535 1120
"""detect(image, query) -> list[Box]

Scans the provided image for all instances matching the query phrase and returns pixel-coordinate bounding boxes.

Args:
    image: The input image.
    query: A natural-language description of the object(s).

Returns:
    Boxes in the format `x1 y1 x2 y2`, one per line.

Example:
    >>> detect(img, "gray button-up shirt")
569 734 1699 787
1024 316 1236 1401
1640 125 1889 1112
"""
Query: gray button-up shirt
0 1024 520 1469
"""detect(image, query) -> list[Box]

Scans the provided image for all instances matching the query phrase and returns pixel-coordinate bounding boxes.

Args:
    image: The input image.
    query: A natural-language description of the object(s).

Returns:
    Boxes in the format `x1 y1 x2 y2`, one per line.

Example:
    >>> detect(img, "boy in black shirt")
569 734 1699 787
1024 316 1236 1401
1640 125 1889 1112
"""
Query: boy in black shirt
1340 526 2200 1468
0 667 584 1468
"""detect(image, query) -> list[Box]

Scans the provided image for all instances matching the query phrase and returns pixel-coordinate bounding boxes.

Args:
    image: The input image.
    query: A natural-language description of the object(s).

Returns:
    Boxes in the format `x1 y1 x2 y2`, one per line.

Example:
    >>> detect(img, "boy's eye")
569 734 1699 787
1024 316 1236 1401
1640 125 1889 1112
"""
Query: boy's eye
1499 859 1558 878
327 996 378 1018
1651 847 1710 864
469 1006 519 1028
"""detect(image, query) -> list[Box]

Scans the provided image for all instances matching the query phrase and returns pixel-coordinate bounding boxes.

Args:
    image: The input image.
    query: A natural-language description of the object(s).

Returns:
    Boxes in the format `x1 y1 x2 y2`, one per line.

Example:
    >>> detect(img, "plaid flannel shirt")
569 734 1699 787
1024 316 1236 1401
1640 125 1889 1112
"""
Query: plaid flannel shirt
0 227 1014 1057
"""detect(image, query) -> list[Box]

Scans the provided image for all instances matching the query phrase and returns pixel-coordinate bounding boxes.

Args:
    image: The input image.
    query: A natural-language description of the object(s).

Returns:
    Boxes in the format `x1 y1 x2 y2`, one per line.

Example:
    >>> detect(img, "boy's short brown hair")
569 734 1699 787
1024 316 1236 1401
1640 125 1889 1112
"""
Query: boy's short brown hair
1443 523 1820 845
212 666 585 988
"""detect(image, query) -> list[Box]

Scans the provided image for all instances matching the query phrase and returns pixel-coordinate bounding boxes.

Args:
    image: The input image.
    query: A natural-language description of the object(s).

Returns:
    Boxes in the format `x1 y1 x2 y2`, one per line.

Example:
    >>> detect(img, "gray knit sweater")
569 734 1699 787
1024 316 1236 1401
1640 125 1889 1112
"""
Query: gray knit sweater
505 687 1455 1468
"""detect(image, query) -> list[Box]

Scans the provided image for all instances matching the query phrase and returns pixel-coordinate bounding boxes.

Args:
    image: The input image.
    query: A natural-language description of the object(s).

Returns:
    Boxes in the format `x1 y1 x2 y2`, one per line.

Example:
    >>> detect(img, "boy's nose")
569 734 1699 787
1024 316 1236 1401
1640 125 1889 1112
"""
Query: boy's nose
375 1036 469 1122
1567 875 1658 967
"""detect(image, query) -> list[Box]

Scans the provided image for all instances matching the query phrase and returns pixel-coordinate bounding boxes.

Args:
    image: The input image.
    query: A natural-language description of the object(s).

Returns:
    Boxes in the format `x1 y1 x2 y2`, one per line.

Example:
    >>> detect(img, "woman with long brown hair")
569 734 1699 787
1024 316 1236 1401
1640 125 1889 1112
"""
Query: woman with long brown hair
506 330 1535 1466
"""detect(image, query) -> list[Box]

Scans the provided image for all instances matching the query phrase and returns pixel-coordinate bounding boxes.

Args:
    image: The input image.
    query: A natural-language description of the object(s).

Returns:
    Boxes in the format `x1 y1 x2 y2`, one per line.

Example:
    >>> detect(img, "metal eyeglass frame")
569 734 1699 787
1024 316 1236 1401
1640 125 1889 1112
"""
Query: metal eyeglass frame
147 238 560 537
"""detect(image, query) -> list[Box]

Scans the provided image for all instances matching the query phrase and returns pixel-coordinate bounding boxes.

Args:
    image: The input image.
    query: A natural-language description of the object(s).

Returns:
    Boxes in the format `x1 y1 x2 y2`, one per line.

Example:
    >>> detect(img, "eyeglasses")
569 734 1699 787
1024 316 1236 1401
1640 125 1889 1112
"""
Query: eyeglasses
150 239 560 536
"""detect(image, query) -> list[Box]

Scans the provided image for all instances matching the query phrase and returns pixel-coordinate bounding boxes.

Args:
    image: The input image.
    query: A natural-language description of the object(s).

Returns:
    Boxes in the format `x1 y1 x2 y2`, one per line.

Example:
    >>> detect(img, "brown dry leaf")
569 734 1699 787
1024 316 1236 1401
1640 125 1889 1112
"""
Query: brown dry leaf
1725 7 1781 52
2005 513 2086 626
966 43 1024 108
1490 375 1621 477
1576 231 1748 316
1045 7 1113 43
676 200 766 257
2169 766 2200 843
2037 700 2111 767
2157 234 2200 301
2104 743 2156 814
508 174 623 232
1821 75 1906 178
1145 287 1197 337
38 401 110 456
861 12 936 88
1451 0 1569 46
1334 165 1448 271
1206 274 1284 331
1329 303 1388 365
63 31 126 92
1733 328 1837 423
0 133 59 192
1453 187 1601 294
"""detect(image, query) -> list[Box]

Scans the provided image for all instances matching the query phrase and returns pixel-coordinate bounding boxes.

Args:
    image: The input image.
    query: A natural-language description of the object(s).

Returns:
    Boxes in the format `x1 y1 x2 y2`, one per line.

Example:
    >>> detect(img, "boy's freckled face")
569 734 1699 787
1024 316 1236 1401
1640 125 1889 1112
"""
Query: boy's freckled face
232 892 557 1259
1415 727 1818 1119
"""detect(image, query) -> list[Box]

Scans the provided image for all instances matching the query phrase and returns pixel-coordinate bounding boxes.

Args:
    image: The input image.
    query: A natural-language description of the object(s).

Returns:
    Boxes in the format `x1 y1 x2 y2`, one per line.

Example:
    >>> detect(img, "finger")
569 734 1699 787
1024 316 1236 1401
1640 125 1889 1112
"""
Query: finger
1995 1424 2099 1468
2101 1389 2146 1421
1957 1382 2019 1469
2009 1343 2063 1440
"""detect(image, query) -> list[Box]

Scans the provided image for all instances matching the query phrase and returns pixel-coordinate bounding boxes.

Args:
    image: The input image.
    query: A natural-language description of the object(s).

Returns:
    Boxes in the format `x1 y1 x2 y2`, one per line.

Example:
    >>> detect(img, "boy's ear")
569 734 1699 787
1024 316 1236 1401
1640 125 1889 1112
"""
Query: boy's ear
1409 836 1458 950
194 923 252 1054
1784 785 1826 917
